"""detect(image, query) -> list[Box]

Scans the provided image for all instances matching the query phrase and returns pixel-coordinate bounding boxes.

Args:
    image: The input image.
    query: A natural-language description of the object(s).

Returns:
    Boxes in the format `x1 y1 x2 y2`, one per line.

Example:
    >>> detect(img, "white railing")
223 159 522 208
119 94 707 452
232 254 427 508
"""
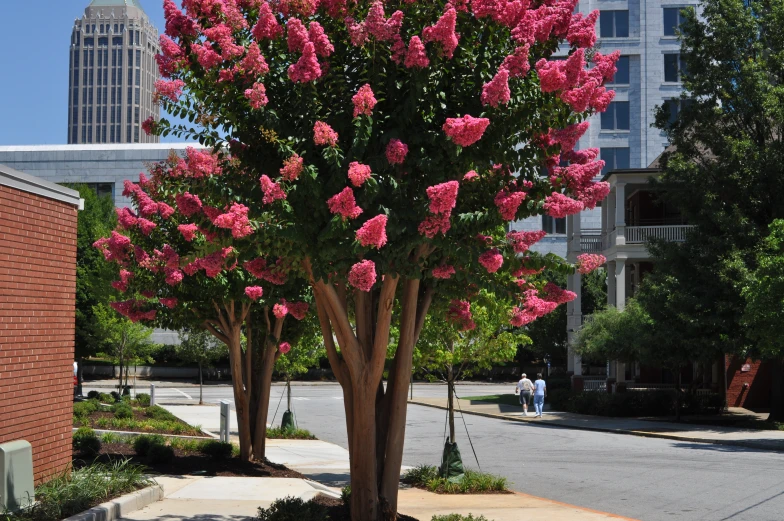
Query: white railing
582 314 594 324
625 225 695 244
626 383 676 390
580 236 602 252
583 379 606 392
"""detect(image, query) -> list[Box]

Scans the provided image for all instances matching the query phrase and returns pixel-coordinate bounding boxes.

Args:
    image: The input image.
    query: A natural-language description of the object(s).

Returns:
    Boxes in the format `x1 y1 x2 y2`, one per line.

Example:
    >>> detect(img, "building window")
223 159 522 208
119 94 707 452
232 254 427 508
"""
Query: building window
663 7 688 36
99 37 108 47
601 101 630 130
600 11 629 38
664 54 687 82
608 56 630 85
663 99 693 127
542 215 566 235
134 126 140 142
600 148 630 174
84 183 115 199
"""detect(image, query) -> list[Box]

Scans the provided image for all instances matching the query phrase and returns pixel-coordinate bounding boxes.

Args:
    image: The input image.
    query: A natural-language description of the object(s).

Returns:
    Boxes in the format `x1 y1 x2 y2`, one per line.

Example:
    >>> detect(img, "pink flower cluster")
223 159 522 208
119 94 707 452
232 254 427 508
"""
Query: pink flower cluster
348 162 372 187
510 288 560 327
159 297 178 309
346 1 404 46
279 342 292 354
244 83 268 109
245 286 264 301
419 181 459 239
404 36 430 68
494 189 526 221
287 301 310 320
507 230 547 253
501 45 531 78
184 148 222 178
155 79 185 101
273 302 289 319
240 42 269 76
93 231 132 264
313 121 338 146
348 259 377 292
243 257 289 285
551 122 590 153
210 203 253 238
356 214 388 249
422 5 459 59
576 253 606 274
447 300 476 331
327 187 363 220
463 170 479 182
175 192 202 217
111 269 134 293
260 175 287 205
385 139 408 165
252 2 283 41
481 69 510 108
541 282 577 304
432 265 456 279
186 247 234 278
111 300 156 323
535 50 620 113
280 154 304 181
443 115 491 147
479 249 504 273
543 192 584 218
288 42 322 82
352 84 377 117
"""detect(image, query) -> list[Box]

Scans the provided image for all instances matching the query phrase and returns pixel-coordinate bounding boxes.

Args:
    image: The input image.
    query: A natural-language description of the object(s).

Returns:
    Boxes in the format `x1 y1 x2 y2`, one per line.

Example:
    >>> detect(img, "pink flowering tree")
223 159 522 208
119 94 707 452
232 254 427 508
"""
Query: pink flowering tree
94 153 312 462
150 0 615 518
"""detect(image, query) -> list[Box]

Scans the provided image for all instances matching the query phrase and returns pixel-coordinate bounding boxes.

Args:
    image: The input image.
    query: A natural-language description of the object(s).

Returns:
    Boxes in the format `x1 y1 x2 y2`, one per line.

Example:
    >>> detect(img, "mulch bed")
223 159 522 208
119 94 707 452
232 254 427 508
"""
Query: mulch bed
310 495 419 521
74 444 305 478
74 410 202 436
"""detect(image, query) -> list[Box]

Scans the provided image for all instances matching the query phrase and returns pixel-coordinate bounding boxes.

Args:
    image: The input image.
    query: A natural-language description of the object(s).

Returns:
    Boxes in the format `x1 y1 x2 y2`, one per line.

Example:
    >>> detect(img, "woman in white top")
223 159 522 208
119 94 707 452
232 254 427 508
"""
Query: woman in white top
515 373 534 416
533 373 547 417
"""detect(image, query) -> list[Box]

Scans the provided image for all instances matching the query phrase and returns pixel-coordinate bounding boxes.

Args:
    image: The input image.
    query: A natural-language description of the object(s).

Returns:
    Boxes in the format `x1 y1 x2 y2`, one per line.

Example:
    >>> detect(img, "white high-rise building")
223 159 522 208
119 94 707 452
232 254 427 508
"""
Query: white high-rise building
68 0 160 144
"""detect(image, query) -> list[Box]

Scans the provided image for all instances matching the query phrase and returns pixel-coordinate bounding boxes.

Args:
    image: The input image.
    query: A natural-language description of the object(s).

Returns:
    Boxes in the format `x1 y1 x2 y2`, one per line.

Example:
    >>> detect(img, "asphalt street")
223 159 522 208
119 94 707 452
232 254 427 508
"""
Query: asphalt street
85 381 784 521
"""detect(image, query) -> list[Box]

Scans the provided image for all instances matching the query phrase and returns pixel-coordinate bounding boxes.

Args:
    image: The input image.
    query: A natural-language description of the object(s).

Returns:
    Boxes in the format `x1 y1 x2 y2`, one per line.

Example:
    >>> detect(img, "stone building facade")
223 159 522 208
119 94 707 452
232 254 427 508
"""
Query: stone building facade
68 0 160 144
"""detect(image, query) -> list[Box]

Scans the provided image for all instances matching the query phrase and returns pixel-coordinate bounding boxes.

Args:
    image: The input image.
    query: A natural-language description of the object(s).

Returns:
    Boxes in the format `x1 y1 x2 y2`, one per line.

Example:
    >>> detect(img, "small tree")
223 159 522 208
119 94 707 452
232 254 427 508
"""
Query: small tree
177 328 229 404
415 290 524 476
91 303 157 394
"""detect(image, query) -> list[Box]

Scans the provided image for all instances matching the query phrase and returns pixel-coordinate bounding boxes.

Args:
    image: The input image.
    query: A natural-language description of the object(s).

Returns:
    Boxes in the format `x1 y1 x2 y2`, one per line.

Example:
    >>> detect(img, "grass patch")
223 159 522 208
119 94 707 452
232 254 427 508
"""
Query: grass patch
73 402 202 436
266 427 317 440
6 460 153 521
461 395 521 407
402 465 508 494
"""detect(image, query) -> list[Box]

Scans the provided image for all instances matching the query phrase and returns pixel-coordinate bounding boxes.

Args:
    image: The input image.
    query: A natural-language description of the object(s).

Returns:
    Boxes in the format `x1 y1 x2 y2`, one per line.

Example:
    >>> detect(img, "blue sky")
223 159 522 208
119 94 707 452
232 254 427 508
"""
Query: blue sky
0 0 186 145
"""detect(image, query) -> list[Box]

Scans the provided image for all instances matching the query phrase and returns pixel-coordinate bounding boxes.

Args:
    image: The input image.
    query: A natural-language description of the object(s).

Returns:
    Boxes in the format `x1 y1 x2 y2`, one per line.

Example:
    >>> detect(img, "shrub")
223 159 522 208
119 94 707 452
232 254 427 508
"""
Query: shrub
110 391 121 402
112 403 133 420
430 514 488 521
144 405 176 421
98 393 114 403
100 432 121 444
72 427 101 456
256 497 327 521
169 438 202 452
198 441 233 459
12 460 153 521
146 444 175 465
266 427 316 440
402 465 439 486
73 401 97 418
132 434 166 457
87 390 100 399
404 466 507 494
135 393 151 407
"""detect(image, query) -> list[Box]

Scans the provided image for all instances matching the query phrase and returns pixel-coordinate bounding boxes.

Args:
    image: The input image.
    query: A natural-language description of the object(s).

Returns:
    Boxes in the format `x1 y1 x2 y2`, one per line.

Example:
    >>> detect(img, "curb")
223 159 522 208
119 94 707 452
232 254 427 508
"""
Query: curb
408 400 784 453
305 480 342 499
74 427 214 441
62 484 163 521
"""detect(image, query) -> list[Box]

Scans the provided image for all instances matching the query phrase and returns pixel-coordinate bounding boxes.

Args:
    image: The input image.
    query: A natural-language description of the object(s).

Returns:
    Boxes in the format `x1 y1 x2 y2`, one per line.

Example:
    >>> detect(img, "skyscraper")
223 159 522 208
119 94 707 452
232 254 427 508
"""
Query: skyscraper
68 0 160 144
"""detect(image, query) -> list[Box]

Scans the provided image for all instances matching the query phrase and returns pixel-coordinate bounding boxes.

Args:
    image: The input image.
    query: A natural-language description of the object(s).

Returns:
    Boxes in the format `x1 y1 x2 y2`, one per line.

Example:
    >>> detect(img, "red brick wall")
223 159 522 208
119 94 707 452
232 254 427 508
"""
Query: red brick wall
0 185 78 482
726 356 771 411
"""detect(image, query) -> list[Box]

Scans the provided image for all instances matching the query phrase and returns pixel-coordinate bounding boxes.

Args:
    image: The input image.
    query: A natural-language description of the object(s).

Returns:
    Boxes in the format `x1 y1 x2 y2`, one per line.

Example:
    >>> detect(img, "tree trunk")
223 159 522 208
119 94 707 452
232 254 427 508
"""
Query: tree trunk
199 362 204 405
350 380 381 521
252 337 279 461
447 366 456 444
117 341 125 395
769 357 784 422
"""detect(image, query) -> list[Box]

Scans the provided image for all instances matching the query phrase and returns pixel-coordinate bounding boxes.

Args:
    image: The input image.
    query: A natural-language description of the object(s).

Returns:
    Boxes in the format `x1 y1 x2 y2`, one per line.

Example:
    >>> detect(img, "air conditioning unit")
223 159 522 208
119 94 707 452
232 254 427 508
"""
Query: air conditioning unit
0 440 35 512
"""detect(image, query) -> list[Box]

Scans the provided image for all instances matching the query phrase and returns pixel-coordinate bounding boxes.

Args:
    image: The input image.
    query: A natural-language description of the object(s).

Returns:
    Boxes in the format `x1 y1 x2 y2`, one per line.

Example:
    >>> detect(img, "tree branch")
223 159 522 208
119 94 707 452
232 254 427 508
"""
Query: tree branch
369 274 400 381
314 288 347 385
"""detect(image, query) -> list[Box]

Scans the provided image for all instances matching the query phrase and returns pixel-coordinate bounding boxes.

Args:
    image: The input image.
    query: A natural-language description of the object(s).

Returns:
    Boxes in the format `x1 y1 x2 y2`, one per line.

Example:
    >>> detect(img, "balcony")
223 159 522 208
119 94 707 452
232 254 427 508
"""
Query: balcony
579 229 602 252
624 225 695 244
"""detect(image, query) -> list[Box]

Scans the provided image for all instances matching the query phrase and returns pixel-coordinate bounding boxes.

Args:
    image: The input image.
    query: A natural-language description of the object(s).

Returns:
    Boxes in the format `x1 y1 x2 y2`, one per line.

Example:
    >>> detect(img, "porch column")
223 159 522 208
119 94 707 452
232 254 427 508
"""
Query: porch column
607 261 617 307
573 210 582 254
572 271 583 376
615 261 626 311
615 183 626 246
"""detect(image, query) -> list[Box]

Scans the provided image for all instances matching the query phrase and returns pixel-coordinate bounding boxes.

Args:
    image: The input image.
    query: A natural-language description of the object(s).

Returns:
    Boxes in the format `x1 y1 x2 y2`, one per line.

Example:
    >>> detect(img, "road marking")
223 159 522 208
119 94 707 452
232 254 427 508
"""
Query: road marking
174 389 193 400
292 397 310 401
332 397 343 400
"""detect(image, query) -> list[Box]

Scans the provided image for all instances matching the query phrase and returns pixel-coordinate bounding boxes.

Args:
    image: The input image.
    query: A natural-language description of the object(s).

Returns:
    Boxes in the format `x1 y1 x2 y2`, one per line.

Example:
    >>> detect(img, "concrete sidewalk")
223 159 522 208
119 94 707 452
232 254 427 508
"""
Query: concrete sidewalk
410 397 784 451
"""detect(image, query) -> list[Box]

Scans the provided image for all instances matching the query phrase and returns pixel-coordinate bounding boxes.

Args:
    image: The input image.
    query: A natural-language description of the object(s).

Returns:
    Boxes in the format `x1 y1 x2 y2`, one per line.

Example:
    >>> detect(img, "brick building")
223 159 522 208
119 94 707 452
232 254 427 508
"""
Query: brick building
0 164 82 482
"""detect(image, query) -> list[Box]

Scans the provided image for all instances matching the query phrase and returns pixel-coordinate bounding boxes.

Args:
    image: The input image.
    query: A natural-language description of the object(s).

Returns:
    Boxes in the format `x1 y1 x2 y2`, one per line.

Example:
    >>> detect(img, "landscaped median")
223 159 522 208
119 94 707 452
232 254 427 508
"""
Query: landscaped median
74 393 203 436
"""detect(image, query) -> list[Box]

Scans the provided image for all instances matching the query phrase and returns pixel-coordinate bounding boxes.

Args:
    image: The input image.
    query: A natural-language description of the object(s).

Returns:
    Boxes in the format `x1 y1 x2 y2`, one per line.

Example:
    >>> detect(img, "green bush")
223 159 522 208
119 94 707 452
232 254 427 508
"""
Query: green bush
402 465 439 485
112 403 133 420
266 427 316 440
87 390 100 399
146 444 175 465
135 393 151 407
432 515 491 521
198 440 233 459
98 393 114 403
73 401 97 418
110 391 121 402
144 405 177 421
256 496 327 521
72 427 101 456
10 460 153 521
132 434 166 457
404 466 507 494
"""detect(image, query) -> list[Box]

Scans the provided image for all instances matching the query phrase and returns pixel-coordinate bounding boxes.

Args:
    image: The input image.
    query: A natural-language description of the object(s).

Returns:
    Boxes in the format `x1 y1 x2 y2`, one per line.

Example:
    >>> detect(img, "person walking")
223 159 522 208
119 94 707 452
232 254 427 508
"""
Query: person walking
533 373 547 418
515 373 534 416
